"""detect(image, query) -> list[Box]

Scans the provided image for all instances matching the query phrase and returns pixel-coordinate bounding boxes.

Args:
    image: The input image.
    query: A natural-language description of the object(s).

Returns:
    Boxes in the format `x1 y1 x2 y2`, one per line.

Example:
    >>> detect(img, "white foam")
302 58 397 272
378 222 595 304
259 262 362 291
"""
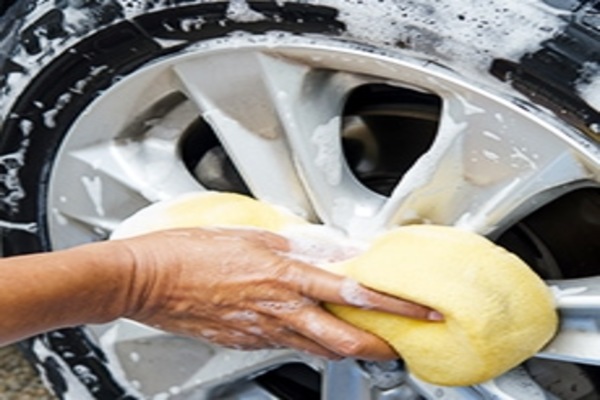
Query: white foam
577 62 600 112
180 16 205 33
510 146 538 170
129 352 141 363
222 310 259 322
335 0 567 75
311 116 343 186
32 339 93 400
0 219 37 233
0 123 28 213
169 385 182 395
43 92 72 129
256 299 311 314
483 130 502 141
152 392 170 400
226 0 266 23
247 326 263 335
482 149 500 162
52 207 69 226
302 312 326 337
550 285 588 299
281 224 366 266
19 119 33 135
340 278 373 308
200 329 219 339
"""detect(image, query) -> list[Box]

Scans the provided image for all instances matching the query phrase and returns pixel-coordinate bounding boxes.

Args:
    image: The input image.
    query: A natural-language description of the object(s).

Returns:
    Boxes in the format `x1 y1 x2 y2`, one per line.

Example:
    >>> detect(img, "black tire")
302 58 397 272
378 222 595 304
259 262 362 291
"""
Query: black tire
1 1 599 399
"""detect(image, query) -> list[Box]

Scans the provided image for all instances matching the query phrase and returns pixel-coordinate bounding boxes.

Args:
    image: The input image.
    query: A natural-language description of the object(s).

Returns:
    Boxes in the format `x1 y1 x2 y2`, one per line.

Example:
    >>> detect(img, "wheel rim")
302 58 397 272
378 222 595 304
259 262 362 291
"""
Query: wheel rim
46 35 600 399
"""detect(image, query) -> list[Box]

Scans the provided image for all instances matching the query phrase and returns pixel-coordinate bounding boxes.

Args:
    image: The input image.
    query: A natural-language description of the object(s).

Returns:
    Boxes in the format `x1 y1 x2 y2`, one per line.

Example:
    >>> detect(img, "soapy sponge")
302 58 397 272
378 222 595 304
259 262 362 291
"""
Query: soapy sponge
112 191 558 386
326 225 557 385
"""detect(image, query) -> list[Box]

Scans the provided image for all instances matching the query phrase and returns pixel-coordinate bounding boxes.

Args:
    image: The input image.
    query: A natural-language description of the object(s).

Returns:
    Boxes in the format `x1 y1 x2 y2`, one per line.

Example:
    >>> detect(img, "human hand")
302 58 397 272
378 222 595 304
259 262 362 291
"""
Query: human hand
119 228 441 360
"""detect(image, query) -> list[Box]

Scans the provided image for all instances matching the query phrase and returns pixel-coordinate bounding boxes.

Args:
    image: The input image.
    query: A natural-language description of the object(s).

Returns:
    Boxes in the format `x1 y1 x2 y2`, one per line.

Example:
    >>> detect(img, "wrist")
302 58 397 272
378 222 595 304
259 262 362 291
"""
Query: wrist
67 240 140 323
114 234 176 323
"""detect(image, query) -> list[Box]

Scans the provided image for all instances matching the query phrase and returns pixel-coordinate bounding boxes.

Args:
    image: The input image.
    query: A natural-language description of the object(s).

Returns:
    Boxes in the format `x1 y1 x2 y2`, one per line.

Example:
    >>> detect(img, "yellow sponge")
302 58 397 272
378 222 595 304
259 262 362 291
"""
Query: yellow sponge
112 191 558 386
326 225 557 386
111 191 306 239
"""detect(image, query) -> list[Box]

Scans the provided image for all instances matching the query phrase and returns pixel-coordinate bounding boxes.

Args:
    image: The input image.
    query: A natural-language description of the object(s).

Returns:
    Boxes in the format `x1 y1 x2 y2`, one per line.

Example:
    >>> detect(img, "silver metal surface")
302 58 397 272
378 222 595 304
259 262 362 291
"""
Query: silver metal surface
46 35 600 399
540 278 600 365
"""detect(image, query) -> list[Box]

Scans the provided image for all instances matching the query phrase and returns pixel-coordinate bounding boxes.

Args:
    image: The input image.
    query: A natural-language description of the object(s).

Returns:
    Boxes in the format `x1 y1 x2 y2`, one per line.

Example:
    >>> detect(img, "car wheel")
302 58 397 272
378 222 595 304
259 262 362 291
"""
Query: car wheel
1 0 599 399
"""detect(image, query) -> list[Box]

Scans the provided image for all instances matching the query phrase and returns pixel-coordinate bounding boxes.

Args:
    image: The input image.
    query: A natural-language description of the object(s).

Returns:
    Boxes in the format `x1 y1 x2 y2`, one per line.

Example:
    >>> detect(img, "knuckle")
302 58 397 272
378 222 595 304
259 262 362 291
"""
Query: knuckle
335 338 366 356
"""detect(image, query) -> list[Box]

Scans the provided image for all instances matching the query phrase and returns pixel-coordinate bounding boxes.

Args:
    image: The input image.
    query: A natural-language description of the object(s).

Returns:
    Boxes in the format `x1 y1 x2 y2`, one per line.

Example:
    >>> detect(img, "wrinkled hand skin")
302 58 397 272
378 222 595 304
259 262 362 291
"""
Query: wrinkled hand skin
119 228 439 361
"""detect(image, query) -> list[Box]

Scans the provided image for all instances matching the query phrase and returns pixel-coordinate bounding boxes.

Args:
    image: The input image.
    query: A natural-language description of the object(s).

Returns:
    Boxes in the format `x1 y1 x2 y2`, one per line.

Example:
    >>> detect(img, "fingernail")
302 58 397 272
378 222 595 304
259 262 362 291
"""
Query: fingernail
428 311 444 321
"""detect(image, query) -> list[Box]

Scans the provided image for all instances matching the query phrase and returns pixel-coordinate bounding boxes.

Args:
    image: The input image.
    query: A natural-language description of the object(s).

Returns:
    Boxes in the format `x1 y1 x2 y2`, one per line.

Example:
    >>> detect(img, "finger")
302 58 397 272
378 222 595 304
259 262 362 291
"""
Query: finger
284 261 442 321
280 303 399 361
208 332 271 350
192 321 274 350
274 329 343 360
339 278 444 321
245 302 375 359
220 312 342 359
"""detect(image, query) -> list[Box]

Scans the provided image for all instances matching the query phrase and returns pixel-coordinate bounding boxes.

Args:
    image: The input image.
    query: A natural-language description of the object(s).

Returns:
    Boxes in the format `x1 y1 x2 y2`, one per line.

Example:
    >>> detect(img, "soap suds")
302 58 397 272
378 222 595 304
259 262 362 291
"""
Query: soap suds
32 339 92 400
281 224 366 265
200 329 219 339
335 0 567 75
483 130 502 141
311 116 343 186
0 117 30 217
129 352 141 363
0 219 38 233
226 0 266 23
482 149 500 162
256 299 310 314
576 62 600 112
222 310 259 322
340 278 373 308
179 16 205 32
550 285 588 300
510 146 538 170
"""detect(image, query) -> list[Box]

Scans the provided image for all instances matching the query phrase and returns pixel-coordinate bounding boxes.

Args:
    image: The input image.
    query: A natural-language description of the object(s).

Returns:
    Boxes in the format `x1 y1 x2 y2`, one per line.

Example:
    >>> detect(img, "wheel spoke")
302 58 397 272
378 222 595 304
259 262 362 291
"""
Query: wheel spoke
51 106 201 242
322 360 426 400
539 278 600 366
262 57 384 229
476 367 550 399
322 359 373 400
91 320 301 398
173 51 386 227
50 141 149 245
409 376 482 399
373 91 593 235
172 51 313 217
108 100 203 201
178 349 298 398
49 73 203 246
